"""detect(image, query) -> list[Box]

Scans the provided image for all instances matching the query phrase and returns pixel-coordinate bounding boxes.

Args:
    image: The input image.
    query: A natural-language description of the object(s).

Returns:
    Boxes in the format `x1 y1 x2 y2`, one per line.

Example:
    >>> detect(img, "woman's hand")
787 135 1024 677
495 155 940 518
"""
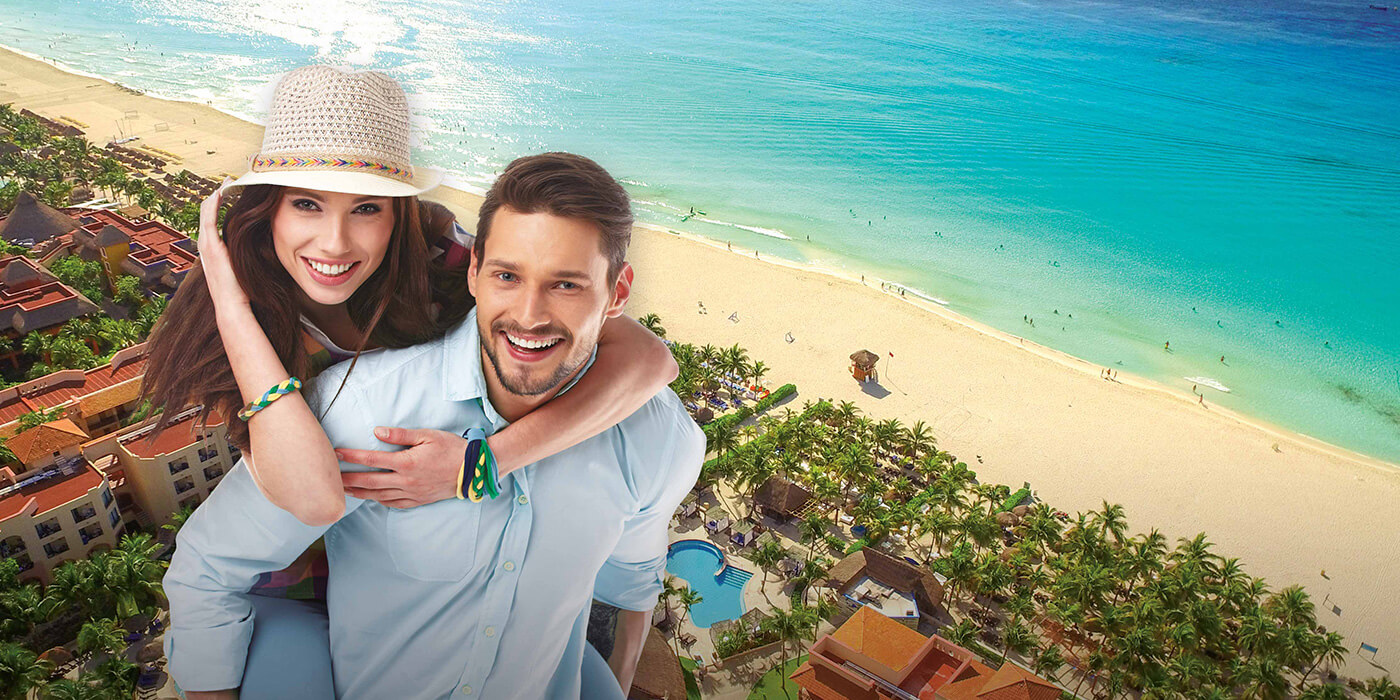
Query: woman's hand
197 181 250 310
335 427 468 509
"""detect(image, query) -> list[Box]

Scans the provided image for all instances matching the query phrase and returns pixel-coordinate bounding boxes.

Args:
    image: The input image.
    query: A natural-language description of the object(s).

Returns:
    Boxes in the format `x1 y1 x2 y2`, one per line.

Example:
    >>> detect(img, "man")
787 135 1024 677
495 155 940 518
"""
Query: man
165 153 705 699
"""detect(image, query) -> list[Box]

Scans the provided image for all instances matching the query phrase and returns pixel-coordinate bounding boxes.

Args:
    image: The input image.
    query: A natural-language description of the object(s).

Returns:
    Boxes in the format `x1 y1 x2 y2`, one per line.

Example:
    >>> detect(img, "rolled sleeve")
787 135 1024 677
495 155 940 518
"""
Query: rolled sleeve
163 461 334 690
164 374 376 691
594 404 705 612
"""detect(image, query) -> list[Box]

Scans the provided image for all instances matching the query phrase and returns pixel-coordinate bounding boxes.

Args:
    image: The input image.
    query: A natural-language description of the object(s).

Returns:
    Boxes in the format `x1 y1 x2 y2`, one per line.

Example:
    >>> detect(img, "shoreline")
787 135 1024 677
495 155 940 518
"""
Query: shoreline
4 46 1398 671
7 42 1393 468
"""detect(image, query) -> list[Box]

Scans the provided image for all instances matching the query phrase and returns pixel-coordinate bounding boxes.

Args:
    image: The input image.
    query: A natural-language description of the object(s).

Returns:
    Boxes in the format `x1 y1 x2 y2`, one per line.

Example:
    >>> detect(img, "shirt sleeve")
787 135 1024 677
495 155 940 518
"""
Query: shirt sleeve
163 377 376 691
592 400 705 612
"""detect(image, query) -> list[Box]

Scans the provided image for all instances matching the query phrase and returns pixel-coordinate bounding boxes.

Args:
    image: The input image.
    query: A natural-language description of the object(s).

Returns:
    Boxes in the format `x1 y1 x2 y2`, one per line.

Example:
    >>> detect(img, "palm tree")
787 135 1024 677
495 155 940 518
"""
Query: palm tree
163 504 196 538
762 605 817 699
674 587 703 656
75 618 125 663
942 619 978 647
1363 677 1400 700
637 313 666 339
38 678 100 700
1091 500 1129 546
1033 644 1065 682
752 540 785 601
1298 683 1350 700
748 360 769 390
0 640 50 700
1297 630 1346 689
106 533 166 620
799 514 827 564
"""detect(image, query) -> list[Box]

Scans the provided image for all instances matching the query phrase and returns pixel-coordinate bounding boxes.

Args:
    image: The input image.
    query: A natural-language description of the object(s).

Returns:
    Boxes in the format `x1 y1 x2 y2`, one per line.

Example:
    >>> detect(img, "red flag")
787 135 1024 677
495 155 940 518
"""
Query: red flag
889 351 895 358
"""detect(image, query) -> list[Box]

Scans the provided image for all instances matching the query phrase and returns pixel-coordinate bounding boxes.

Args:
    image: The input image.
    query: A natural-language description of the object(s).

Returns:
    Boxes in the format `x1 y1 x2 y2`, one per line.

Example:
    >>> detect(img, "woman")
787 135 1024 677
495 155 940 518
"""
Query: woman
147 65 671 698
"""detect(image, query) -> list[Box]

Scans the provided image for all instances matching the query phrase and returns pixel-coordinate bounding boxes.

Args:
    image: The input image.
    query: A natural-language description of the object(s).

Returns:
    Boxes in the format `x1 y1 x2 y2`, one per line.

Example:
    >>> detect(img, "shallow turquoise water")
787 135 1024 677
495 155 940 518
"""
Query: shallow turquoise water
665 539 751 629
3 0 1397 460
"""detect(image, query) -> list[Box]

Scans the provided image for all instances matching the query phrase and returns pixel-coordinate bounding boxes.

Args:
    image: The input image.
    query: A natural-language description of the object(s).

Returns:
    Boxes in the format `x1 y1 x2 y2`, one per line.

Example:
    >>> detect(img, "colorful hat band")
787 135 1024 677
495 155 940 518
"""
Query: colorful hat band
251 155 415 184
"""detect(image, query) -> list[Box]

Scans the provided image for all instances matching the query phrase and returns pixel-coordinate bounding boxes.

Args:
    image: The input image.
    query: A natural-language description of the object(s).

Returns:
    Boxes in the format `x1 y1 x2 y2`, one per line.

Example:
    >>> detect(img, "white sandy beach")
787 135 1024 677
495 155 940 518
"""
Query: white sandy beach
3 47 1396 674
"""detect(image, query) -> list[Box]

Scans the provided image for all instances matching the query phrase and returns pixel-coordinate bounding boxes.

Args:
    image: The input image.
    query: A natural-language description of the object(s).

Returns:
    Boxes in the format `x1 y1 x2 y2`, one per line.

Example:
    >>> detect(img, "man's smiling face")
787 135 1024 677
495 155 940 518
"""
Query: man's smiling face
468 205 631 399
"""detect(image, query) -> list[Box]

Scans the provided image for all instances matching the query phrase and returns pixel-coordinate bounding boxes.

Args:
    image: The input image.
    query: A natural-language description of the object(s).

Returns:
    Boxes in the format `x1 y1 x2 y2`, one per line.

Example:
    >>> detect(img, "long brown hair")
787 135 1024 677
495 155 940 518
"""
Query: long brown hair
141 184 473 449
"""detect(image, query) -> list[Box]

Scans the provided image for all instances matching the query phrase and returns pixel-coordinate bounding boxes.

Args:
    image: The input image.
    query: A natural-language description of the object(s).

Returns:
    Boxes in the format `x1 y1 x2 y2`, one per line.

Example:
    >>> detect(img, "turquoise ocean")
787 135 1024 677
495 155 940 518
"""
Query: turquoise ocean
2 0 1398 461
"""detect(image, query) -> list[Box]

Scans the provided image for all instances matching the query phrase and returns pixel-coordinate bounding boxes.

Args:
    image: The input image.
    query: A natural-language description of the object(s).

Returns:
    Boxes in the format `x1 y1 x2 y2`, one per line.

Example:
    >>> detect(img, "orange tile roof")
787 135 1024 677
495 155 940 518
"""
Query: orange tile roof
935 661 997 700
790 661 883 700
0 460 102 520
0 349 149 425
6 419 89 466
831 605 930 674
77 375 143 418
968 664 1061 700
119 412 222 459
70 209 197 275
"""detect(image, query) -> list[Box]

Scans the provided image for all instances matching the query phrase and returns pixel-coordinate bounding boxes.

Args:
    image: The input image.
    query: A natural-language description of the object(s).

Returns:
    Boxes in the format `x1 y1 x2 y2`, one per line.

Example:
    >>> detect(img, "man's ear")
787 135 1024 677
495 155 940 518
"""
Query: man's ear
466 248 480 298
605 262 633 319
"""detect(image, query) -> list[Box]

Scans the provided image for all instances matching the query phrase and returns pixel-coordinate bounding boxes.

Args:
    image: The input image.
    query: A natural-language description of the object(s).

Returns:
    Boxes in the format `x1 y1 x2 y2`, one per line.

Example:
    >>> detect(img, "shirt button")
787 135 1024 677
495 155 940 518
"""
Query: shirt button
503 561 515 572
517 494 529 505
484 626 496 637
460 686 472 695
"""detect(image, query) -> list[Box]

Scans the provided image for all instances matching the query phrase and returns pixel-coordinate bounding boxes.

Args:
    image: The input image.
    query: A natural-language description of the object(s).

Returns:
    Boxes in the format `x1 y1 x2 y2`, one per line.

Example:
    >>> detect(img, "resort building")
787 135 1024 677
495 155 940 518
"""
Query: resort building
0 255 100 336
0 344 148 443
824 549 946 629
790 605 1060 700
68 208 197 292
0 191 82 248
81 406 238 530
0 419 122 585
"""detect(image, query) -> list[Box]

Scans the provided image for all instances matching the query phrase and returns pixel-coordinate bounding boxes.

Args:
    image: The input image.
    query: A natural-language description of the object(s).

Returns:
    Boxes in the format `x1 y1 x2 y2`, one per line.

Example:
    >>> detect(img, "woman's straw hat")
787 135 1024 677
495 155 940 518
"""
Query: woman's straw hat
230 65 442 197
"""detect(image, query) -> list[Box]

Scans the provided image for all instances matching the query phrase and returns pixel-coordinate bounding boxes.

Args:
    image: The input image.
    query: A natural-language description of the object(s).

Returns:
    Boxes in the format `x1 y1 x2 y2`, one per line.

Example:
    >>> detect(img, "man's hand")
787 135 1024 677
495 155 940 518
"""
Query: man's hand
335 427 467 509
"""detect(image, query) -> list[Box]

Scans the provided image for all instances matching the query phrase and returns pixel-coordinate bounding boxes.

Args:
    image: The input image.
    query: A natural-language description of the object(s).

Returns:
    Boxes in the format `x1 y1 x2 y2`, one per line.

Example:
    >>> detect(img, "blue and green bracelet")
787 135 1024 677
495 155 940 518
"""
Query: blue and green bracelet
237 377 302 421
458 427 501 502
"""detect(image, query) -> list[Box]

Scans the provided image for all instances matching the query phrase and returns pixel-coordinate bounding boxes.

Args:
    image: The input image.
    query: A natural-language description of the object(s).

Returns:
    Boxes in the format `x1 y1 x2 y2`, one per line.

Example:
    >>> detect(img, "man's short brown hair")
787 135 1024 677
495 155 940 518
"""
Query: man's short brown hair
474 152 633 280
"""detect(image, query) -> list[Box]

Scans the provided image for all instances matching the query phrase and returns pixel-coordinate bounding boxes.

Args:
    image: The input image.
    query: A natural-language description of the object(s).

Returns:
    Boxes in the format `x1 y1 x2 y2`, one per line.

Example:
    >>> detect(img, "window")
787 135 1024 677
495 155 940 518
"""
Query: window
227 444 242 462
174 476 195 495
35 517 61 539
203 465 224 482
109 509 120 527
179 496 198 511
15 554 33 572
71 505 97 524
79 523 103 545
168 459 190 476
102 487 113 508
0 537 24 558
198 447 219 463
43 538 70 558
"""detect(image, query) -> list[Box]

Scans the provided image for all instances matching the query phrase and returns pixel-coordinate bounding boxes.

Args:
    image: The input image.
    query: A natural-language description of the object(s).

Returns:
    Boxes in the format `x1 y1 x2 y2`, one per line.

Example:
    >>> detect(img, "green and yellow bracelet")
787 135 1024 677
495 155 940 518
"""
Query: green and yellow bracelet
237 377 302 421
459 427 500 502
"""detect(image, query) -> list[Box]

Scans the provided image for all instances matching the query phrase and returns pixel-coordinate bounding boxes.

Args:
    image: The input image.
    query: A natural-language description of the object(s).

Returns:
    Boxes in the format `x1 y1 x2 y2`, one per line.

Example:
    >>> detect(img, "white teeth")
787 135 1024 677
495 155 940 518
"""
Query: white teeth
506 333 560 350
308 260 353 276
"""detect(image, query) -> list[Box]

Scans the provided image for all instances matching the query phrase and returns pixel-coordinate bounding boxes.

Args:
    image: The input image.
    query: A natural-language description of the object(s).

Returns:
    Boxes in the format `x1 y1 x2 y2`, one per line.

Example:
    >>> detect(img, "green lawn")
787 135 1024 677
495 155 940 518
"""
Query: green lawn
679 656 703 700
748 654 808 700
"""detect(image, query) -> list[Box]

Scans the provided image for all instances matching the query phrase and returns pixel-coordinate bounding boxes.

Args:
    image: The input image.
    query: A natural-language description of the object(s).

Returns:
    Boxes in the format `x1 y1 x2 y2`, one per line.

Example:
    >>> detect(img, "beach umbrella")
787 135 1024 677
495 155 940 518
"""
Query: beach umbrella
1011 504 1029 517
694 407 715 425
137 641 164 663
995 512 1019 528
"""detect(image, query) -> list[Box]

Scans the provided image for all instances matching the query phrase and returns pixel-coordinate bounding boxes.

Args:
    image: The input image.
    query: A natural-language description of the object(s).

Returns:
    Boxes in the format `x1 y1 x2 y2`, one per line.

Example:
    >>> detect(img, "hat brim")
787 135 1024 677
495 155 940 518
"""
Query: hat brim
227 167 443 198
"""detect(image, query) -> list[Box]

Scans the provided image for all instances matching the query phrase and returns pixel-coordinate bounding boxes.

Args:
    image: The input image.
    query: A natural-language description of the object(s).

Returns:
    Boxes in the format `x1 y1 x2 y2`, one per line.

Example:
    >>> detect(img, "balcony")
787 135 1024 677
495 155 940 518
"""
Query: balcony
72 505 98 524
35 520 62 539
15 554 33 572
168 459 190 476
198 447 219 463
203 465 225 482
0 538 25 558
43 538 70 558
174 477 195 495
78 523 104 545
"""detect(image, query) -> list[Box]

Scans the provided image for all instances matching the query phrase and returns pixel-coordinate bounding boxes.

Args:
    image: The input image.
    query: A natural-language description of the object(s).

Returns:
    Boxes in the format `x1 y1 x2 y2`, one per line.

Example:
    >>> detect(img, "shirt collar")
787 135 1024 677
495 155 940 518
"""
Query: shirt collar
442 308 599 426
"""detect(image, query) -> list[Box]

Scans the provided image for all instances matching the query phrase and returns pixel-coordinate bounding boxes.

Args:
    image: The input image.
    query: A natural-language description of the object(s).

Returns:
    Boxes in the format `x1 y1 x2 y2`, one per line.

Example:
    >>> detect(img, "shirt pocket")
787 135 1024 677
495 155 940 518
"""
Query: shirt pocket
384 500 480 582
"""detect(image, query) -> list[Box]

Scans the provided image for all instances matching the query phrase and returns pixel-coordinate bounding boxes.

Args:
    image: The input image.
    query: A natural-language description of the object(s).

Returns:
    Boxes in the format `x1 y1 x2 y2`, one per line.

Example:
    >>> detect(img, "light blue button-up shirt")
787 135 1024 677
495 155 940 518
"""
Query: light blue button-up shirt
164 309 705 699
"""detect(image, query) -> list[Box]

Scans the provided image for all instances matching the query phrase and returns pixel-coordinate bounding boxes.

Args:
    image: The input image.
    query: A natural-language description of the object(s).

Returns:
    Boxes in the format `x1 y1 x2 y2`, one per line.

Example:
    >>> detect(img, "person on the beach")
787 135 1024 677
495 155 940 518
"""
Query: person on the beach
151 67 683 698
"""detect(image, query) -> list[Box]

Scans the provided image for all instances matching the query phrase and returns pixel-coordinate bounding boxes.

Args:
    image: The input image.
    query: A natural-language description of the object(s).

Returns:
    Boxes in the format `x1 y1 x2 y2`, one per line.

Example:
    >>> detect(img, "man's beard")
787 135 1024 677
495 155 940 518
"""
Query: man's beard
480 321 591 397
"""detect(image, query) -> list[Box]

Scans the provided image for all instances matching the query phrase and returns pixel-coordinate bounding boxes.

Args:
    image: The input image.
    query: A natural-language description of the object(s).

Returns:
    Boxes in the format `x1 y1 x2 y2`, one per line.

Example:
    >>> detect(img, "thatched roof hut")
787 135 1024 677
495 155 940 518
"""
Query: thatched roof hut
826 548 945 616
753 476 814 521
0 191 80 245
629 628 687 699
849 349 879 370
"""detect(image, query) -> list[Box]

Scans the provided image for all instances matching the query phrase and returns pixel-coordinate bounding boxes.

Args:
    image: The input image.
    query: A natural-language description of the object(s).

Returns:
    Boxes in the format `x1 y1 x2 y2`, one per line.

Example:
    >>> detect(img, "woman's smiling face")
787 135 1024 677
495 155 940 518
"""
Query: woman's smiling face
271 188 396 308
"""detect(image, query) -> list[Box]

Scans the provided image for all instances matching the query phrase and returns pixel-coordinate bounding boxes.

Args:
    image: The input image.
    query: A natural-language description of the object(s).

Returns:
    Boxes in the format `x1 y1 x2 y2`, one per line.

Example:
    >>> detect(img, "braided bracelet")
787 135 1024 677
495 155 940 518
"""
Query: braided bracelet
458 428 501 501
237 377 302 421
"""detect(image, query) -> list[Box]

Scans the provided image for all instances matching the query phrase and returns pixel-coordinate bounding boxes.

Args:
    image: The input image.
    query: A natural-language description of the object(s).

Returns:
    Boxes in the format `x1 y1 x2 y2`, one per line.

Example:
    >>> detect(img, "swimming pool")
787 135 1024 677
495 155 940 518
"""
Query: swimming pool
665 539 752 629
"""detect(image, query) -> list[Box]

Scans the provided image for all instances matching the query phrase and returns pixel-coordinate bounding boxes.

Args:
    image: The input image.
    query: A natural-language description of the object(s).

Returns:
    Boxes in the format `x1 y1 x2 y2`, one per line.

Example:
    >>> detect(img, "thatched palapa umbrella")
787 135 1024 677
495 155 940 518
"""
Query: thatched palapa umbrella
850 349 880 382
